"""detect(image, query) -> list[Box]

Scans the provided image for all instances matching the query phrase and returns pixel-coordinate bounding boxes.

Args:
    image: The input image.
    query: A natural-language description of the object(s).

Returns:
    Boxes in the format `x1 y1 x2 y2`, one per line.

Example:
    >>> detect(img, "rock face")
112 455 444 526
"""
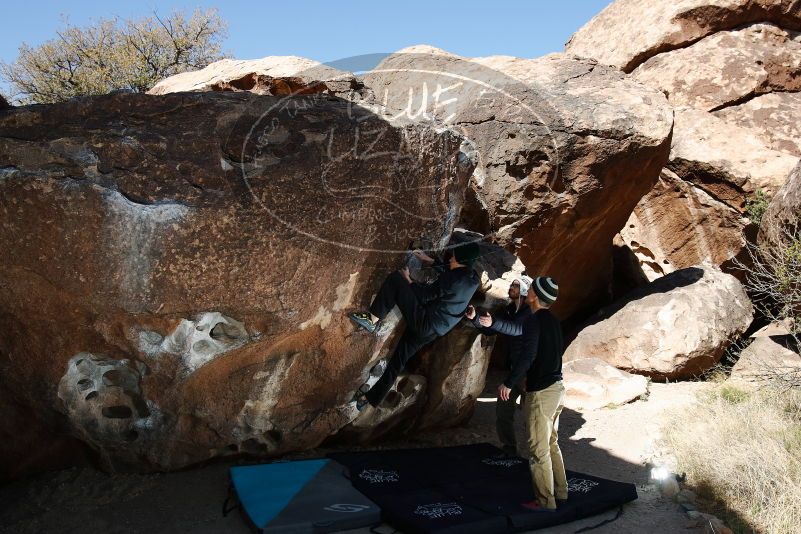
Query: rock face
566 0 801 73
631 23 801 112
667 108 797 207
0 91 475 477
569 1 801 281
619 108 795 278
564 267 754 380
360 46 673 317
730 336 801 383
148 56 363 98
759 160 801 250
714 92 801 157
563 358 649 411
620 169 745 281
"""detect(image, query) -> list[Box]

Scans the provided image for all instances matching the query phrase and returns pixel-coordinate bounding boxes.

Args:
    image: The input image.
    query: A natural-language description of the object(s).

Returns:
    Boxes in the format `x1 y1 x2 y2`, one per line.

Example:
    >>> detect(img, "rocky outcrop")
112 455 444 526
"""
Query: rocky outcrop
148 56 363 98
619 108 795 278
713 92 801 157
730 335 801 383
0 91 475 476
569 1 801 281
564 267 753 380
758 160 801 250
360 46 673 317
667 108 797 207
566 0 801 73
620 169 745 281
563 358 649 410
631 23 801 112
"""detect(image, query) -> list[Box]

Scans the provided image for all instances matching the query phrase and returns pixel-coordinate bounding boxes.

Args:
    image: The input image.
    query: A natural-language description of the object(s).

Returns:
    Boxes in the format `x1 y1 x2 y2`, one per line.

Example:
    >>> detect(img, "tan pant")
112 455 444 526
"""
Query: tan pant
524 380 567 509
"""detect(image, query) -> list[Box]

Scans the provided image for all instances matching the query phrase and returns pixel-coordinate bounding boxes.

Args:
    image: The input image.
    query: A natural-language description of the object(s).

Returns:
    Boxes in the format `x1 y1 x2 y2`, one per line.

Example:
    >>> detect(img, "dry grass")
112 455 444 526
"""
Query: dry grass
662 383 801 533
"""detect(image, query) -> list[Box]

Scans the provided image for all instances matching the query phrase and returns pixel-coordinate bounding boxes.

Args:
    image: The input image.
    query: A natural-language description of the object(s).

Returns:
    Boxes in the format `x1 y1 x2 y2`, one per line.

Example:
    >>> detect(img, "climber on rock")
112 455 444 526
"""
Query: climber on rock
349 241 481 411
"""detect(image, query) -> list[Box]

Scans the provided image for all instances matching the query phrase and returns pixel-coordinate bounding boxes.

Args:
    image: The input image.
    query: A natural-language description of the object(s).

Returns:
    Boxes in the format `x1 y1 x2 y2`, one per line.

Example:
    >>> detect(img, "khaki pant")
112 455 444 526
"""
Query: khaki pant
496 385 524 455
524 380 567 509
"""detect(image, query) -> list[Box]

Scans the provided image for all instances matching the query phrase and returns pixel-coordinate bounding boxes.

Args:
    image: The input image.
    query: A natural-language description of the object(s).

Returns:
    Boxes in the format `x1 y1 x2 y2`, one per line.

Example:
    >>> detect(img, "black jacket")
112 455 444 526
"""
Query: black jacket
507 309 564 391
472 299 532 386
414 266 480 336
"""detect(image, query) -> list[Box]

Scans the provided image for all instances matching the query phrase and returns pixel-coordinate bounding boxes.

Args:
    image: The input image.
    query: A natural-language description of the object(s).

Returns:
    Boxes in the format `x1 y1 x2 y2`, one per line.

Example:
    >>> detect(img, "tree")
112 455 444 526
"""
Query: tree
736 209 801 389
0 9 228 104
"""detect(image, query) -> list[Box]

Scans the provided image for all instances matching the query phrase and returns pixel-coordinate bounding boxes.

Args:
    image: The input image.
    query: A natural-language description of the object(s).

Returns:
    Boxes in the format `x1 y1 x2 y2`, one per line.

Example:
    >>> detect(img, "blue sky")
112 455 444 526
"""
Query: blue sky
1 0 611 95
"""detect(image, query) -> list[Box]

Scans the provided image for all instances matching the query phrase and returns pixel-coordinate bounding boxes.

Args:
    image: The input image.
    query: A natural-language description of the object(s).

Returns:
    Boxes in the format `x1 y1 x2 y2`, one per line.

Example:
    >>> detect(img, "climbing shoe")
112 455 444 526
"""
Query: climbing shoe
349 311 380 335
369 359 387 377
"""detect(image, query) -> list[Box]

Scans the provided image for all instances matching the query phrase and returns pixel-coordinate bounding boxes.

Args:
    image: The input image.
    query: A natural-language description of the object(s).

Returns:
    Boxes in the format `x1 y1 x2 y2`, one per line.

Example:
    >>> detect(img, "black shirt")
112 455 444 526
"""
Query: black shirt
414 266 480 336
505 308 564 391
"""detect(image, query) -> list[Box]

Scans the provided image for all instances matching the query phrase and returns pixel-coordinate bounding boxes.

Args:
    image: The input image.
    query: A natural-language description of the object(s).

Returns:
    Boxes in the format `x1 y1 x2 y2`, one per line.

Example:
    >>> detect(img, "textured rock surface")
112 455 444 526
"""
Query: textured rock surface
0 91 475 476
566 0 801 73
631 23 801 112
714 92 801 157
730 335 801 382
148 56 362 97
619 108 796 278
620 169 746 280
361 46 673 317
564 267 753 379
668 107 797 208
563 358 649 410
758 160 801 253
569 1 801 281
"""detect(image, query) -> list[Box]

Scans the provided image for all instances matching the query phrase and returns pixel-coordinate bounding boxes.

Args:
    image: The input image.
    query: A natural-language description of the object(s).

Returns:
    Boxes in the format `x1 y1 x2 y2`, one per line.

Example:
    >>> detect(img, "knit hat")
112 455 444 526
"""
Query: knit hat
532 276 559 305
515 276 533 297
453 242 480 266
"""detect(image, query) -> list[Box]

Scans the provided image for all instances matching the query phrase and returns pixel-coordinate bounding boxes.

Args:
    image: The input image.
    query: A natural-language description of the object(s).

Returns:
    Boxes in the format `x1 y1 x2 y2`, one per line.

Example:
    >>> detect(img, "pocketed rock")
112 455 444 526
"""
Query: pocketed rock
0 90 474 476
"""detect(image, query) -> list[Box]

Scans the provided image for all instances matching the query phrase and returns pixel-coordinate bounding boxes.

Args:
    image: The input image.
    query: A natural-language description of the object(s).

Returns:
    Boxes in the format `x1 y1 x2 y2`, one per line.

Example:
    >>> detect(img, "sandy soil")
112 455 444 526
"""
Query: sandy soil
0 369 709 533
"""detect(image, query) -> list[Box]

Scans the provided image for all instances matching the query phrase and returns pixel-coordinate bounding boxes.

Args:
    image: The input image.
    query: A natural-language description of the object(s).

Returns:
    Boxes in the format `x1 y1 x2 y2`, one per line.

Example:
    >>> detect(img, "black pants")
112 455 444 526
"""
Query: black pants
365 271 438 406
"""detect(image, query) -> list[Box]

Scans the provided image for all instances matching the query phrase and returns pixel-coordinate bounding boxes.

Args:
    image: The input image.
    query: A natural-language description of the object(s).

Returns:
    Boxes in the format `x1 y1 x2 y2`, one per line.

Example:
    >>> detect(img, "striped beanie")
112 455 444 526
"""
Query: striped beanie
532 277 559 306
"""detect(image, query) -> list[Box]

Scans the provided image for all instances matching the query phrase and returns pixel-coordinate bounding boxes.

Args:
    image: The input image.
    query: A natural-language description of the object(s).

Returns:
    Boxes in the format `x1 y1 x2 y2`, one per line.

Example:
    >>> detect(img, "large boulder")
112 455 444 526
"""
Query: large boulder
148 56 363 98
619 108 796 279
566 0 801 73
730 335 801 383
360 46 673 317
564 267 754 380
758 160 801 249
630 23 801 112
713 92 801 157
563 358 649 411
620 169 745 280
0 91 476 477
568 1 801 282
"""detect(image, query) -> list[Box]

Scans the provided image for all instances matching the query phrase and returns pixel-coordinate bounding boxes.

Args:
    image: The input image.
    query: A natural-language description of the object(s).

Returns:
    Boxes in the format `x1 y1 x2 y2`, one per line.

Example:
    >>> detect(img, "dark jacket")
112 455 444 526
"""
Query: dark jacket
472 299 532 386
506 309 564 391
414 266 480 336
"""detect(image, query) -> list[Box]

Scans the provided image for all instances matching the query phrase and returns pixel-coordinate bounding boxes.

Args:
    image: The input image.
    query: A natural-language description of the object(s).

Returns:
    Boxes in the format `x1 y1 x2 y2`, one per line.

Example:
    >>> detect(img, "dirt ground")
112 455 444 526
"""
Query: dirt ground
0 369 709 533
